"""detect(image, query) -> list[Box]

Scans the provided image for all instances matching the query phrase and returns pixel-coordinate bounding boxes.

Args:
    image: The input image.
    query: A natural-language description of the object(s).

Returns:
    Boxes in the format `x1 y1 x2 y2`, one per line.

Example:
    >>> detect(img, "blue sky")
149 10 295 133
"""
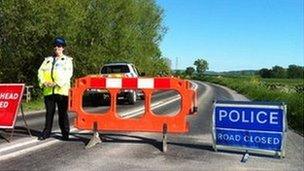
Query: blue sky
156 0 304 71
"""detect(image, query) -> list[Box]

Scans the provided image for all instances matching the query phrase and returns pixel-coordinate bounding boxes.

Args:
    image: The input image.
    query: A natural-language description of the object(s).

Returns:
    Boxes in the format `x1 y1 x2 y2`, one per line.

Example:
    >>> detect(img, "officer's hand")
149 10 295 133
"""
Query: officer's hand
44 82 56 87
43 82 51 87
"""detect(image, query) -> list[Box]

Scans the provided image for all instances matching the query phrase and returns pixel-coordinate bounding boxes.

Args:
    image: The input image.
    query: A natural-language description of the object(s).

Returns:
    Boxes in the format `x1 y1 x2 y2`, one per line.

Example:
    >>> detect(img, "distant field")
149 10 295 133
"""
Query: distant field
262 78 303 85
199 75 304 135
261 78 304 94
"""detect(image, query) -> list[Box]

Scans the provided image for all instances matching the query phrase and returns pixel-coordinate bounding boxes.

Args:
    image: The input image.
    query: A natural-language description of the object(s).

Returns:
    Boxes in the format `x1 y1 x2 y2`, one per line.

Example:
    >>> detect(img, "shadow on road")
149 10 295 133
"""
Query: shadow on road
68 132 214 152
1 129 215 154
0 126 40 140
168 141 214 151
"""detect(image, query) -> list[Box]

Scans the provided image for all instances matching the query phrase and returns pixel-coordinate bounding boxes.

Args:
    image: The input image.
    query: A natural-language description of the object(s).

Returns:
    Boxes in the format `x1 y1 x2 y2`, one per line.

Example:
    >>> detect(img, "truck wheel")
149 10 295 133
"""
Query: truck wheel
101 93 110 105
127 92 136 105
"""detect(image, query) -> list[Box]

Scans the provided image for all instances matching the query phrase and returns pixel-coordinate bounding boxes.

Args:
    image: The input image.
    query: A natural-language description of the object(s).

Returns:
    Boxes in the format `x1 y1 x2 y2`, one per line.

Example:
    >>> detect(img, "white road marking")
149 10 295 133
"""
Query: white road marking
190 81 198 91
0 128 89 161
194 81 212 103
122 95 181 118
0 138 59 161
0 138 37 154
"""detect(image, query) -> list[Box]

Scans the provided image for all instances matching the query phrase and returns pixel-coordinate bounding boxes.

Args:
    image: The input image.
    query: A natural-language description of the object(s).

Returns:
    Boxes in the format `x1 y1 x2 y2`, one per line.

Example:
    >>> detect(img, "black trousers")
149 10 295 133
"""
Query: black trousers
42 94 70 137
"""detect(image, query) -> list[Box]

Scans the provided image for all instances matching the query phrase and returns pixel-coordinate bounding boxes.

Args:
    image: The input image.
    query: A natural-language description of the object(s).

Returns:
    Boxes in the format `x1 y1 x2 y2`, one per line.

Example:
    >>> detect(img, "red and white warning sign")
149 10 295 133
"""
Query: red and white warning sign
0 84 24 128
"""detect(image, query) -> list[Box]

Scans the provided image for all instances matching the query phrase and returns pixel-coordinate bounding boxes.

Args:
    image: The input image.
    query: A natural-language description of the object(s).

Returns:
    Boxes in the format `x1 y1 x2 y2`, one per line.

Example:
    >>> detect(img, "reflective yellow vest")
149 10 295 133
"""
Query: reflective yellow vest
38 55 73 96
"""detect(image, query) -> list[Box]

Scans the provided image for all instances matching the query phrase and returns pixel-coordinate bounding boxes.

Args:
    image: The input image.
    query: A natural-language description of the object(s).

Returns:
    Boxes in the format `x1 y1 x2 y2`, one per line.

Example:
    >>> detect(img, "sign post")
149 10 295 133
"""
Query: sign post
212 101 286 158
0 84 27 142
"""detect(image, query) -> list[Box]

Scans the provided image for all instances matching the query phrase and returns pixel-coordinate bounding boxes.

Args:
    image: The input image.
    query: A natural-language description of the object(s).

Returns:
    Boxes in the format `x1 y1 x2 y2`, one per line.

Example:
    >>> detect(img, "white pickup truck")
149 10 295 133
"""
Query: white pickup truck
99 62 144 104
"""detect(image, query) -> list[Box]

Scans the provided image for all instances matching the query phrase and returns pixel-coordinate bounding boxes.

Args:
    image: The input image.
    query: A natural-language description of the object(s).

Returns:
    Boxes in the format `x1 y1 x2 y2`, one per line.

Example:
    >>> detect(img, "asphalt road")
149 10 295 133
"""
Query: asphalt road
0 81 303 170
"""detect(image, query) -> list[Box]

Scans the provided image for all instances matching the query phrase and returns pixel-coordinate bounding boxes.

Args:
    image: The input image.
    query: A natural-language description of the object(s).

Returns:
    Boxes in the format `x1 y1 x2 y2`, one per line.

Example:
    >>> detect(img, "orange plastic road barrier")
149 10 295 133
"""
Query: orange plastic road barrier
69 75 197 133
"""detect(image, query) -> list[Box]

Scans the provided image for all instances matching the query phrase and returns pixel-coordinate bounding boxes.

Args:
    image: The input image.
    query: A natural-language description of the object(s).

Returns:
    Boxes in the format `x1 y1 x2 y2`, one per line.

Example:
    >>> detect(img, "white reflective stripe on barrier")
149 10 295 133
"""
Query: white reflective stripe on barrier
106 78 122 88
138 78 154 89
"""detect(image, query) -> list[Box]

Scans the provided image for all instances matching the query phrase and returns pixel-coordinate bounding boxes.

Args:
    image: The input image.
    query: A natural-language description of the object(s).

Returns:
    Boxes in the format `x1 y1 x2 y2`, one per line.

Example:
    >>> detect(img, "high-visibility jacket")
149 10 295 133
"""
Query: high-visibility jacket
38 55 73 96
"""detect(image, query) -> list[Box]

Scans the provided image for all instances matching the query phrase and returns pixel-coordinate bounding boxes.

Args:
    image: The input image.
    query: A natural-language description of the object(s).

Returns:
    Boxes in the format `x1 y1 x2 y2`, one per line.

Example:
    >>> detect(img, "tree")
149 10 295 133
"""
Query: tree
194 59 208 76
174 70 183 77
272 65 286 78
259 68 272 78
185 67 195 77
0 0 167 92
0 0 89 84
287 65 304 79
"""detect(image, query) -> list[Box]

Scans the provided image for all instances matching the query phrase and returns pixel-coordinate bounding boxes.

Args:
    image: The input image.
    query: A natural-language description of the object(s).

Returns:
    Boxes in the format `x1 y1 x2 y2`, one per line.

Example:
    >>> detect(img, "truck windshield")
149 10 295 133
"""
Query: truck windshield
100 65 130 74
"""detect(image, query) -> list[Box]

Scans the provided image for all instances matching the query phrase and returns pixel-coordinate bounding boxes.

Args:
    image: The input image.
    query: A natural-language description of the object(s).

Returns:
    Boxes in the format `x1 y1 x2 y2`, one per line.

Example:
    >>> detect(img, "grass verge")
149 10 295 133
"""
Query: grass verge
197 75 304 135
21 97 44 113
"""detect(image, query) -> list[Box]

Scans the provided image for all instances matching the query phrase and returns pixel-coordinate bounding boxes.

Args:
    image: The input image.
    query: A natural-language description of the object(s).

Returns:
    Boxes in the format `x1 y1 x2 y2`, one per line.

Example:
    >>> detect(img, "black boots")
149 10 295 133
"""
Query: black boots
62 133 69 141
38 132 69 141
38 133 50 141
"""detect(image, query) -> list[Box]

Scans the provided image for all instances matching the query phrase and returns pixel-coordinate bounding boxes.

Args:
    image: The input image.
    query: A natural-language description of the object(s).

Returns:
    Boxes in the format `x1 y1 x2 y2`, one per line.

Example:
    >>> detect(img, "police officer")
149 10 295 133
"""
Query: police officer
38 37 73 140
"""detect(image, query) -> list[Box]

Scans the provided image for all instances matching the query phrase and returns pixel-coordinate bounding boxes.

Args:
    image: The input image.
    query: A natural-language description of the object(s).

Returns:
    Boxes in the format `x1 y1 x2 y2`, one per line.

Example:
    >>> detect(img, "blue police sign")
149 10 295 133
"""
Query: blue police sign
212 101 286 157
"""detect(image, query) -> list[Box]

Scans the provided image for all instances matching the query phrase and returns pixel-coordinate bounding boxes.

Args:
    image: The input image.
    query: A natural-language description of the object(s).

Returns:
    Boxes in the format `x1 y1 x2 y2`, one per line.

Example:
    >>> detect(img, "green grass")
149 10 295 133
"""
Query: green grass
21 97 44 113
198 75 304 135
262 78 303 86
